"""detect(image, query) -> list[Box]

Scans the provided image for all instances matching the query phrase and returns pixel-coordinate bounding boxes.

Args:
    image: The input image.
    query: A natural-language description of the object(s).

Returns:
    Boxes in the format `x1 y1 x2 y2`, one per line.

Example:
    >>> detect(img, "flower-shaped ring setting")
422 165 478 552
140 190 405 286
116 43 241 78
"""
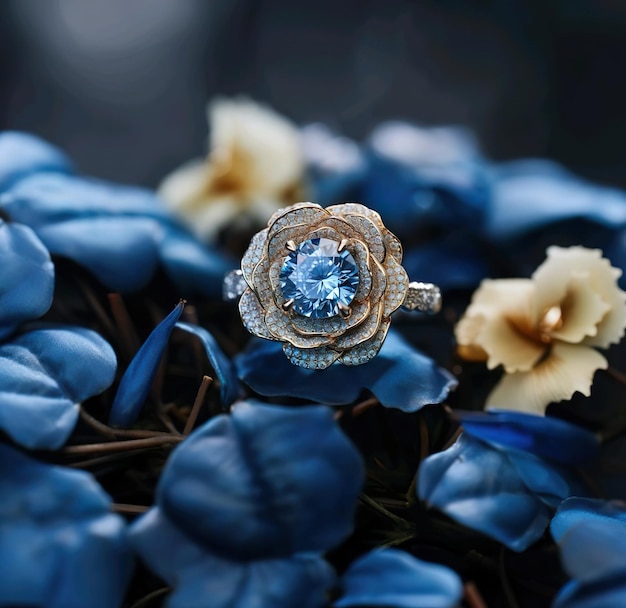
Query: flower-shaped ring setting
224 202 441 369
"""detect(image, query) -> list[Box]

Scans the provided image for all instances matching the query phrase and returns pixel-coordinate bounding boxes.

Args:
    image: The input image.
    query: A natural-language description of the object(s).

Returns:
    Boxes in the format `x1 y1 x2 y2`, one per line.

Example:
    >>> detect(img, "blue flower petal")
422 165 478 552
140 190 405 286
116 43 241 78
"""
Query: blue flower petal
551 497 626 544
236 330 456 411
1 172 169 223
507 450 586 509
132 508 334 608
157 400 364 561
0 220 54 340
1 171 233 296
457 410 600 465
159 226 235 297
551 499 626 608
36 216 162 291
0 326 117 449
109 301 184 427
361 122 490 236
175 322 244 408
488 160 626 239
335 548 462 608
0 173 169 290
0 443 132 608
418 434 581 551
554 576 626 608
0 132 72 192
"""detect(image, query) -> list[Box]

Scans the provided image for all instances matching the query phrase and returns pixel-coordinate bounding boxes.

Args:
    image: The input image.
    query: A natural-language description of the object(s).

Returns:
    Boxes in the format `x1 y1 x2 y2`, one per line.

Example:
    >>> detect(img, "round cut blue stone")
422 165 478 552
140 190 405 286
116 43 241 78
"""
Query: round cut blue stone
279 237 359 318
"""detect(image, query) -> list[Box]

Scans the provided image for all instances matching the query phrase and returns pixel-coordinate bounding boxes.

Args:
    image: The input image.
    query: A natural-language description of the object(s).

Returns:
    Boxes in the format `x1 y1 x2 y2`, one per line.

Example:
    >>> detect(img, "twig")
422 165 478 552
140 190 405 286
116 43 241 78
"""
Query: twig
441 426 463 451
184 375 213 435
63 435 183 455
77 279 118 338
111 503 149 514
128 588 171 608
158 406 181 435
379 533 416 548
65 449 154 469
108 293 141 361
607 366 626 385
352 397 379 417
79 408 173 440
500 547 520 608
419 414 430 461
360 493 412 528
464 582 488 608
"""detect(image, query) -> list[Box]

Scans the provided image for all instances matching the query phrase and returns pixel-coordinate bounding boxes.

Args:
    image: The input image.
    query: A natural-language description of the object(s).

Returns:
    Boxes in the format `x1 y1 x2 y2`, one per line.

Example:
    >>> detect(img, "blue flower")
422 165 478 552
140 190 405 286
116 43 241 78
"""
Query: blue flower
488 160 626 240
236 330 456 412
551 497 626 608
362 121 490 237
304 122 493 292
418 432 588 551
307 122 490 237
0 132 234 296
0 443 132 608
0 217 54 340
0 131 72 191
455 410 600 466
335 548 462 608
0 219 117 449
130 401 365 607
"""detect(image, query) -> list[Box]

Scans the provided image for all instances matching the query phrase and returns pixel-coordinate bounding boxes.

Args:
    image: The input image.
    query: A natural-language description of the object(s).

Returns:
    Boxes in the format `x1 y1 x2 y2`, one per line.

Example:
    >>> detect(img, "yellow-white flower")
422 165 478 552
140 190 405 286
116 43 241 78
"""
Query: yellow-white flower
158 98 305 242
456 246 626 414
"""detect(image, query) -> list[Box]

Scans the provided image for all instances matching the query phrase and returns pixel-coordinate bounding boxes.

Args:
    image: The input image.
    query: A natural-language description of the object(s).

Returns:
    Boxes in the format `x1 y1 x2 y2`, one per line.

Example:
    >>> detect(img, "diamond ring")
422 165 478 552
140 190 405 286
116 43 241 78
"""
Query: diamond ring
223 202 441 369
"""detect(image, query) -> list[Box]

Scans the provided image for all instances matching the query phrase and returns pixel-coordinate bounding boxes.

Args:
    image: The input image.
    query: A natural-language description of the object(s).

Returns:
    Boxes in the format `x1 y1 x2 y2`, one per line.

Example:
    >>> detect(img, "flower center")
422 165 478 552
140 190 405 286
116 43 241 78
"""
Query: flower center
279 237 359 318
538 305 563 342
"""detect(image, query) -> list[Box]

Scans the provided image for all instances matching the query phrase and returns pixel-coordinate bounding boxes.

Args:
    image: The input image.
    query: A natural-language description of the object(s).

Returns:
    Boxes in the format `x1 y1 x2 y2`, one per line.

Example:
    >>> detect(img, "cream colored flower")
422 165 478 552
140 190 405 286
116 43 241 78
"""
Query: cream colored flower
158 98 306 242
456 247 626 414
238 202 409 369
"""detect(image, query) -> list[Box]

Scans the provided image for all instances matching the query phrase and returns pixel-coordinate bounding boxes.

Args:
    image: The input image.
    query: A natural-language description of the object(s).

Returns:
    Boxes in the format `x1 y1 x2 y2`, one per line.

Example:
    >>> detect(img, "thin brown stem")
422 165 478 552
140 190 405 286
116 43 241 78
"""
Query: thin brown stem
464 582 488 608
441 426 463 452
77 279 118 338
419 415 430 461
63 435 183 455
352 397 379 417
606 366 626 385
360 494 411 527
128 588 171 608
158 408 181 435
111 503 149 515
65 449 153 469
184 375 213 435
500 547 520 608
108 293 141 361
79 408 173 440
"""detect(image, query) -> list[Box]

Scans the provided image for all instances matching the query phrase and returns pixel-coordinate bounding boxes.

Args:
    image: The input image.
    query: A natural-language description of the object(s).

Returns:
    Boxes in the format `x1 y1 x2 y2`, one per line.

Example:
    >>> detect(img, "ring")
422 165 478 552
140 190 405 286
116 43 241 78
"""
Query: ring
223 202 441 369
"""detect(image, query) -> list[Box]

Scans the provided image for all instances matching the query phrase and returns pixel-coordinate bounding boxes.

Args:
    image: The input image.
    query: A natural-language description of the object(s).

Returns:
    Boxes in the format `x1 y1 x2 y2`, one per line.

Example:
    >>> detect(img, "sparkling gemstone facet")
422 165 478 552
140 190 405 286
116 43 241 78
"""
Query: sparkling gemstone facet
279 238 359 318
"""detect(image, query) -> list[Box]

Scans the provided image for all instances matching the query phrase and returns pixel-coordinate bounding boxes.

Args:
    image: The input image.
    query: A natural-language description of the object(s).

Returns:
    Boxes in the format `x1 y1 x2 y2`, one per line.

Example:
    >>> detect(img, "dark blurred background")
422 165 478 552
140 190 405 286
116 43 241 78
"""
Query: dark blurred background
1 0 626 188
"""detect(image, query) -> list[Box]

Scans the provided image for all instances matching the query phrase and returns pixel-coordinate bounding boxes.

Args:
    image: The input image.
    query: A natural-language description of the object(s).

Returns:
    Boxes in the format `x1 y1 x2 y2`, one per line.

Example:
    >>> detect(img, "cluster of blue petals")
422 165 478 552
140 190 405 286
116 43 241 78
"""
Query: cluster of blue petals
3 123 626 607
0 131 234 295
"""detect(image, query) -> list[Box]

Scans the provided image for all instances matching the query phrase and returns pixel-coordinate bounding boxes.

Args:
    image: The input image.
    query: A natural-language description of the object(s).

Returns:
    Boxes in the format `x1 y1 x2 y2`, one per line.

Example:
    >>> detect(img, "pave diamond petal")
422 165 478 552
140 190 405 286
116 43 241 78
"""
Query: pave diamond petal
280 238 359 319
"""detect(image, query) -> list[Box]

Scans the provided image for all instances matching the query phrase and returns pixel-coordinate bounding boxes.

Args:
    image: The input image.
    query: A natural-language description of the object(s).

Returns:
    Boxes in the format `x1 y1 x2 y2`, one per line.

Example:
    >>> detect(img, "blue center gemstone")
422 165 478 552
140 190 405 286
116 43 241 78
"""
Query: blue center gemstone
279 237 359 318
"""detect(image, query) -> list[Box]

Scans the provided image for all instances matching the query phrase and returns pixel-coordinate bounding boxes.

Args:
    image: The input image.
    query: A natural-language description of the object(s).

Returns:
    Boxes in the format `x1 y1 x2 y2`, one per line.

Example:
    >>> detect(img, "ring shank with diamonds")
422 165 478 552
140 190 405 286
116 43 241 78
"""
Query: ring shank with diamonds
224 202 442 369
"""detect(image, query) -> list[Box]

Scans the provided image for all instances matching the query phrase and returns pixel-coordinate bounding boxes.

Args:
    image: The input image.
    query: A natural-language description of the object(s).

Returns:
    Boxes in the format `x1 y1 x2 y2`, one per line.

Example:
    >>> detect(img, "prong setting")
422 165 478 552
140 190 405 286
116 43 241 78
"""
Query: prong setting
338 302 352 319
337 238 349 253
282 298 295 311
285 240 297 252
